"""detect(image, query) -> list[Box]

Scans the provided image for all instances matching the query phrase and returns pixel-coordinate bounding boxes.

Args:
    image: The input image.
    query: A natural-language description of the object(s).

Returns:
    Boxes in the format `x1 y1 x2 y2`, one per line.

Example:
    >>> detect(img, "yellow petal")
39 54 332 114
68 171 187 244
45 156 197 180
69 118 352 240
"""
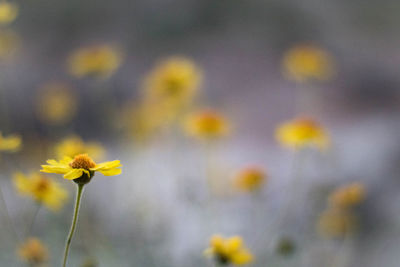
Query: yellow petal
40 165 70 174
226 236 243 253
98 168 121 176
231 249 254 265
91 160 121 171
63 169 83 180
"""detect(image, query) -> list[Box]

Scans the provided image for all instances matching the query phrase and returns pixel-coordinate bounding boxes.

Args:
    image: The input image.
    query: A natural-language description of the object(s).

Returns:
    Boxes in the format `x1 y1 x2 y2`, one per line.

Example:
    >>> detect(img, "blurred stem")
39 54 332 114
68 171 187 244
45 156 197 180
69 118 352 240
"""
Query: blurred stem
62 184 84 267
25 203 41 238
0 184 19 243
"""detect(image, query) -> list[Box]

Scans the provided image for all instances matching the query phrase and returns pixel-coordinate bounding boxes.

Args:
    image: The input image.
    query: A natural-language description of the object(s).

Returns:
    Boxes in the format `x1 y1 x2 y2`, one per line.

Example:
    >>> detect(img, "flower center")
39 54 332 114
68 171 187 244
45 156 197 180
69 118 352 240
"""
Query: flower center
35 177 50 193
69 154 96 170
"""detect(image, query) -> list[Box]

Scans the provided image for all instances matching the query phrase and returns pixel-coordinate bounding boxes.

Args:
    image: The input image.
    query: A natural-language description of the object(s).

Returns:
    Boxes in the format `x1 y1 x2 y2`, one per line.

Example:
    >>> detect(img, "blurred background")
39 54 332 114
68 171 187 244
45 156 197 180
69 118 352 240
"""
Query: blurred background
0 0 400 266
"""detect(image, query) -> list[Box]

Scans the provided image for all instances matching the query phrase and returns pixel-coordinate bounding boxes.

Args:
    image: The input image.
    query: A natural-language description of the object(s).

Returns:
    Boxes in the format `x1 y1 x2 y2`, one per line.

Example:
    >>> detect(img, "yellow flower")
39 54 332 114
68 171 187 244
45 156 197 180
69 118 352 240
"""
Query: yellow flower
205 235 254 265
328 183 366 209
17 237 49 266
0 29 19 59
68 44 122 79
35 82 78 125
40 154 121 184
317 208 357 239
184 109 230 140
143 56 202 105
0 132 21 152
55 136 105 161
275 117 329 150
282 44 335 82
234 166 266 192
0 1 18 25
13 172 68 211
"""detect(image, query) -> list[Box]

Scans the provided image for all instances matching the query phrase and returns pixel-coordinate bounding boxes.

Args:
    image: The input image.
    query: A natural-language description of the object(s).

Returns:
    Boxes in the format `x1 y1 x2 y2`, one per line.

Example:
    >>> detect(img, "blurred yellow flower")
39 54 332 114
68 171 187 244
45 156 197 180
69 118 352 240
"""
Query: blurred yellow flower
184 109 230 140
35 82 78 125
68 44 122 79
143 56 202 106
41 154 121 184
13 172 68 211
0 29 19 59
0 1 18 25
328 182 366 209
275 117 329 150
55 136 105 161
317 208 357 239
234 166 266 193
204 235 254 265
0 131 21 152
282 44 335 82
17 237 49 266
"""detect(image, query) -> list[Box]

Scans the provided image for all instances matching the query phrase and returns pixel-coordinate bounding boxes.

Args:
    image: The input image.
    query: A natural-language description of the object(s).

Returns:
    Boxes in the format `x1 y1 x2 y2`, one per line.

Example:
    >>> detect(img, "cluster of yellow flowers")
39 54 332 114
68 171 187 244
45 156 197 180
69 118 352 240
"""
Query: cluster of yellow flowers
17 238 49 266
205 235 253 265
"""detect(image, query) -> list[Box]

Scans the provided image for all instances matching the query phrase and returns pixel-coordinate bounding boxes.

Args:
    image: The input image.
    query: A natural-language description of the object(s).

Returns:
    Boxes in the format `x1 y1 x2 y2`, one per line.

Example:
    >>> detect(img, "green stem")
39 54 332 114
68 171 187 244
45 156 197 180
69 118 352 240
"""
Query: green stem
24 203 41 238
62 184 84 267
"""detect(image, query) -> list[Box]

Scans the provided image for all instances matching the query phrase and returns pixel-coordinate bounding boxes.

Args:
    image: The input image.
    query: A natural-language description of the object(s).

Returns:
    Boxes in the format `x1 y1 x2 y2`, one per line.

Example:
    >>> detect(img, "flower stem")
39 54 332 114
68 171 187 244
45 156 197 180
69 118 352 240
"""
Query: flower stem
25 203 41 238
62 184 84 267
0 184 20 243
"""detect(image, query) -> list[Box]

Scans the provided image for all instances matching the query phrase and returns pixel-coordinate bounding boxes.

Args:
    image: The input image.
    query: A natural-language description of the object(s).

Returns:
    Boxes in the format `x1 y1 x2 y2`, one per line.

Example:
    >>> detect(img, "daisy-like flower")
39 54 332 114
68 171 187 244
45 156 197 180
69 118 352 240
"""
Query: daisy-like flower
317 208 357 239
0 1 18 25
40 154 121 184
17 237 49 266
184 109 230 140
205 235 254 266
0 131 21 152
282 44 335 83
234 166 266 193
55 136 105 161
275 117 329 150
67 44 122 79
13 172 68 211
328 182 366 209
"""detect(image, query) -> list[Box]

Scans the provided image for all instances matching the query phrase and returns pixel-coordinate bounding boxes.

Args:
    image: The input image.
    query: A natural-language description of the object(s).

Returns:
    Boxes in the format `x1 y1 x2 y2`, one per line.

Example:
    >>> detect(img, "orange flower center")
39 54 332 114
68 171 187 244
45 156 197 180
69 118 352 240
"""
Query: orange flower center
69 154 96 170
35 177 50 193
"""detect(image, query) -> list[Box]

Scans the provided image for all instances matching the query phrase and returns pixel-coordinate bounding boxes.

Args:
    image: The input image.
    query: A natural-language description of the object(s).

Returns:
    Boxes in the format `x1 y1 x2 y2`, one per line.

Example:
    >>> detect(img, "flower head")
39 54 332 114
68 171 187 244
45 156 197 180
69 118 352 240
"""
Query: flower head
17 238 49 265
55 136 105 160
317 208 357 239
184 109 230 140
328 182 366 209
282 44 335 82
275 117 329 150
0 1 18 25
0 132 21 152
68 44 122 79
13 172 68 211
234 166 266 193
204 235 254 265
35 82 78 125
40 154 121 185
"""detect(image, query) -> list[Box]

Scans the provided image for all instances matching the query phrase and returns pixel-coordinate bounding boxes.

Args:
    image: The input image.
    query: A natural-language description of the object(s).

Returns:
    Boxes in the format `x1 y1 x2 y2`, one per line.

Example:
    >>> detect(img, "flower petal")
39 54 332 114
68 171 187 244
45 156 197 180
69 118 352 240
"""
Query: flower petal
98 168 121 176
91 160 121 171
64 169 83 180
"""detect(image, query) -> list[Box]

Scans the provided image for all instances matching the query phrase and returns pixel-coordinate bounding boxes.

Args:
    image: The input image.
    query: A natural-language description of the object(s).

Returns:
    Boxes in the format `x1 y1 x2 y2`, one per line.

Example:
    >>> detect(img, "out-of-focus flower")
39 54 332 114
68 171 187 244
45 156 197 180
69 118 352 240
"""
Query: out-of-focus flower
67 44 122 79
234 166 266 193
317 208 357 239
184 109 230 140
41 154 121 185
143 56 202 106
275 237 296 256
17 237 49 266
0 132 21 152
275 117 329 150
13 172 68 211
55 136 105 161
35 82 78 125
282 44 335 82
204 235 254 265
0 1 18 25
328 182 366 209
81 258 98 267
0 29 19 59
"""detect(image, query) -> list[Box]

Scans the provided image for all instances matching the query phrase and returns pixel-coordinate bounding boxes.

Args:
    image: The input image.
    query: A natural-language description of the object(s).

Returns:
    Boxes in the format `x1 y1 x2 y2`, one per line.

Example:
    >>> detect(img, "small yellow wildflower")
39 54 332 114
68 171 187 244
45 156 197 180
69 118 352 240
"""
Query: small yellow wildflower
275 117 329 150
282 44 335 82
41 154 121 185
13 172 68 211
184 109 230 140
17 237 49 266
0 29 19 59
234 166 266 192
0 132 21 152
0 1 18 25
35 82 78 125
143 56 202 105
328 182 366 209
317 208 357 239
68 44 122 79
204 235 254 265
55 136 105 160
